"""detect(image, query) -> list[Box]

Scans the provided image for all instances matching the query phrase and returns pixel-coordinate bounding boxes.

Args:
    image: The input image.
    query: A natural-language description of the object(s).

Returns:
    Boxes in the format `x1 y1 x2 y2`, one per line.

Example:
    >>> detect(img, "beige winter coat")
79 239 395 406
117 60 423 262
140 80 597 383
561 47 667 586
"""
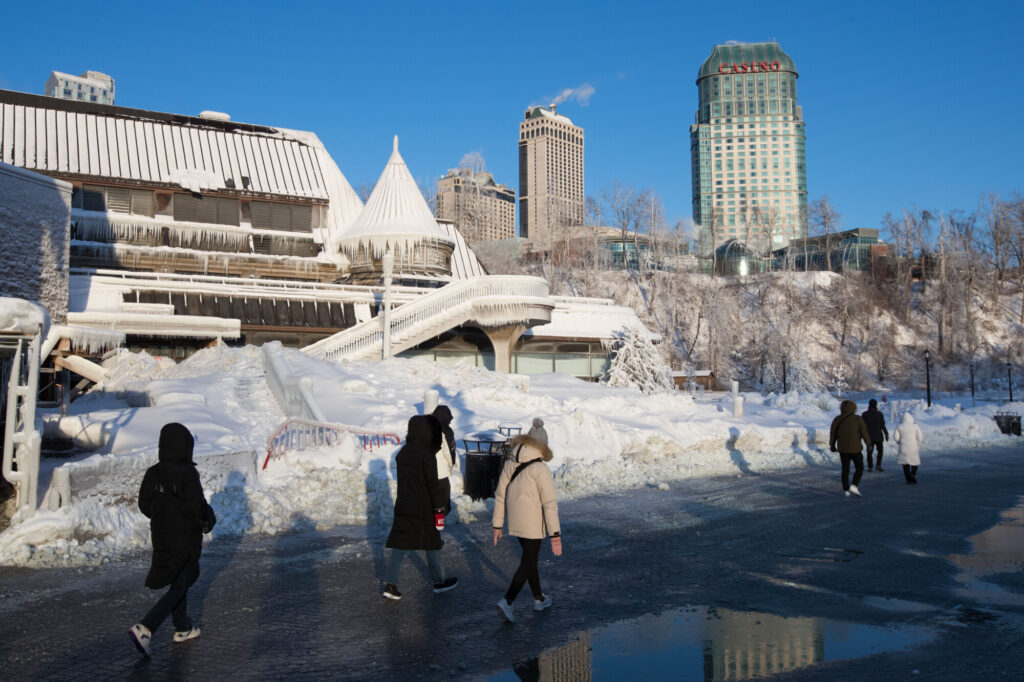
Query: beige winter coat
491 435 560 539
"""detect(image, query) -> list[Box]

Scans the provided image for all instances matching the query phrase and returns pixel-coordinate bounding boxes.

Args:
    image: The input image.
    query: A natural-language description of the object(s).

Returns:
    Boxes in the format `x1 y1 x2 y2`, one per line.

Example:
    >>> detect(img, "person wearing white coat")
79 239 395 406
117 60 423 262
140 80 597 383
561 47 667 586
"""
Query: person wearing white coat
893 413 924 484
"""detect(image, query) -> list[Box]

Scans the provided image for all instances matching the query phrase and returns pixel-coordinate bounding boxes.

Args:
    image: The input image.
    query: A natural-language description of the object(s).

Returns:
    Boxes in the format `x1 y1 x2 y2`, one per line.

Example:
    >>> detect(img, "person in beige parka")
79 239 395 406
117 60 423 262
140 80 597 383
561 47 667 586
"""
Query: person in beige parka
492 431 562 622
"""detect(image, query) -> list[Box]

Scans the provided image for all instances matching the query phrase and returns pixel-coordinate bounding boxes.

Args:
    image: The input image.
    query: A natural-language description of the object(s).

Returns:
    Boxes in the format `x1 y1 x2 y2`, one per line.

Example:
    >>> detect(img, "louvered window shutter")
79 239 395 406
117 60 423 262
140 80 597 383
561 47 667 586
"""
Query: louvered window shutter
251 200 272 229
83 185 106 212
131 190 155 217
107 188 131 214
218 198 240 226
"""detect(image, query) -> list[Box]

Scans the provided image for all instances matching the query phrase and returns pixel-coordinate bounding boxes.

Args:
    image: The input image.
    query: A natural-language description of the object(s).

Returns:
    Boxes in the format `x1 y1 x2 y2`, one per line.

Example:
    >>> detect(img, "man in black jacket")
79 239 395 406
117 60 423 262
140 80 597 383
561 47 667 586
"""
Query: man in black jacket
861 399 890 472
130 423 215 656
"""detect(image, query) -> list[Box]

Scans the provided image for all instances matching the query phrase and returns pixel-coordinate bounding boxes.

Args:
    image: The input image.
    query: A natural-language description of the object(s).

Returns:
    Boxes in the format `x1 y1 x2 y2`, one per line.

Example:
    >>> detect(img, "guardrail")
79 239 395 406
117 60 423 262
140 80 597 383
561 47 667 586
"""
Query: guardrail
262 418 402 470
304 275 551 362
263 342 325 421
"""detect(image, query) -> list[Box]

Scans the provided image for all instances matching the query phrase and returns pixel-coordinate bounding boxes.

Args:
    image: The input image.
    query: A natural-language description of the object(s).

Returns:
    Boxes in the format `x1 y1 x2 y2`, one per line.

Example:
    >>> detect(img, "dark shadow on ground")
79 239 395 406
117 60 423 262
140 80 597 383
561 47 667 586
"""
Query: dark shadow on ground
727 426 753 475
191 470 251 622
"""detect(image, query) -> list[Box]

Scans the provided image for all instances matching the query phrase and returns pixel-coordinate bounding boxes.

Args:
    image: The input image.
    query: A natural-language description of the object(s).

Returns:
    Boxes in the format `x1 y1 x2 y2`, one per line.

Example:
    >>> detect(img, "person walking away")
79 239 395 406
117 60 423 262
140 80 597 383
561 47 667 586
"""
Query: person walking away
861 399 890 472
894 413 924 484
829 400 871 498
527 417 548 447
382 415 458 600
432 405 457 515
492 432 561 622
130 423 216 656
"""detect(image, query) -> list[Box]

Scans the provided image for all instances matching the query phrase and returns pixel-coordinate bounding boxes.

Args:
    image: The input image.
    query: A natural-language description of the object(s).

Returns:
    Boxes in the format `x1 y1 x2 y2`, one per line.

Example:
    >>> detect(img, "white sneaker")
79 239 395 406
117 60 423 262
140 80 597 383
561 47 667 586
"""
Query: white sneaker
844 491 852 498
130 623 152 656
173 627 201 643
497 598 516 623
534 595 552 611
849 485 862 497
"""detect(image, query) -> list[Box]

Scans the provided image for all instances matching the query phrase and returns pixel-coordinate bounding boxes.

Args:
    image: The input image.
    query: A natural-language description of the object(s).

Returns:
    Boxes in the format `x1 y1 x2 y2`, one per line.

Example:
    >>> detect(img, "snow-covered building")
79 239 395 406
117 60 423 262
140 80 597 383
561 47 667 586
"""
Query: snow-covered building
0 163 72 324
0 88 654 378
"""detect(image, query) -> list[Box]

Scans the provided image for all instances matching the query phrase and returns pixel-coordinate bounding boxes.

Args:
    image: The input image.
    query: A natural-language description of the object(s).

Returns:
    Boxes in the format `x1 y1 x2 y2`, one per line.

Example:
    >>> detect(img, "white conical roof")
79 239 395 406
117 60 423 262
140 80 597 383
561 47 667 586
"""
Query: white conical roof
336 136 451 258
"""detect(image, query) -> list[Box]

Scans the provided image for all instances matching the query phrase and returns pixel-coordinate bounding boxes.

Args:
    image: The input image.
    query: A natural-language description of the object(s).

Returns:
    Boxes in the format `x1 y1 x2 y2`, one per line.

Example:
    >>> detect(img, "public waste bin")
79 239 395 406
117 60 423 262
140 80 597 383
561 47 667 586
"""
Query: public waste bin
462 431 508 500
994 412 1022 436
464 452 504 500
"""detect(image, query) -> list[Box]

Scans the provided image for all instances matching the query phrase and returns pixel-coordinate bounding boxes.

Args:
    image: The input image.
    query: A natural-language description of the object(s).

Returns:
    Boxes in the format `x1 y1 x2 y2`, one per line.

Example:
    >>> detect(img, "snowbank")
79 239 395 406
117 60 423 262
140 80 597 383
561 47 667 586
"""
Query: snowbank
1 344 1017 568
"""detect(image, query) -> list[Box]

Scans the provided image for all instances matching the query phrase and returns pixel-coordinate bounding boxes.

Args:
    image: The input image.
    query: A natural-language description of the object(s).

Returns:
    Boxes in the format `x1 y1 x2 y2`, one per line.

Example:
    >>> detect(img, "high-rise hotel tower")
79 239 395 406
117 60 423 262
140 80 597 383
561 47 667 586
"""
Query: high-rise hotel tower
690 42 806 252
518 105 584 244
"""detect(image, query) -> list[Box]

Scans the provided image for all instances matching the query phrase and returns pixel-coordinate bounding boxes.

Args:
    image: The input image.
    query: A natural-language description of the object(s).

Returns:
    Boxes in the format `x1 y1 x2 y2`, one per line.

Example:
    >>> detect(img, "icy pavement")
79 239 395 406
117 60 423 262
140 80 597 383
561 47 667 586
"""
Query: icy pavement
1 444 1022 680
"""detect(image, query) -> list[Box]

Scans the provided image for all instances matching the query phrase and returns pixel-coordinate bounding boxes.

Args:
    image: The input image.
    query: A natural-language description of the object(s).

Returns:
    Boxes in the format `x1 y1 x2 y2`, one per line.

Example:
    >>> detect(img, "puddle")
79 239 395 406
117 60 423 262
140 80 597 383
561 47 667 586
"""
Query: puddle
489 605 933 681
948 495 1024 607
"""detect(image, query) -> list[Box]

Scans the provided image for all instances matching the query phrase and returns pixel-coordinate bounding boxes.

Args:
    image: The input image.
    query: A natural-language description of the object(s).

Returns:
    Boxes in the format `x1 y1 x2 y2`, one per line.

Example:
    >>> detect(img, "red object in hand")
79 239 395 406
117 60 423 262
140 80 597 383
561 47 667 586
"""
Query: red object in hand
434 512 445 531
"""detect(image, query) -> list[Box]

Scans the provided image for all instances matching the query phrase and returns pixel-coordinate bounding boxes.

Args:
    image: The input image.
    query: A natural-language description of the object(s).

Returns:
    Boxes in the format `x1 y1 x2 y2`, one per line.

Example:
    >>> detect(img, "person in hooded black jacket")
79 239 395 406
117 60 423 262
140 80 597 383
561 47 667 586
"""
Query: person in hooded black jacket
381 415 458 600
432 405 457 515
129 423 215 656
861 398 890 472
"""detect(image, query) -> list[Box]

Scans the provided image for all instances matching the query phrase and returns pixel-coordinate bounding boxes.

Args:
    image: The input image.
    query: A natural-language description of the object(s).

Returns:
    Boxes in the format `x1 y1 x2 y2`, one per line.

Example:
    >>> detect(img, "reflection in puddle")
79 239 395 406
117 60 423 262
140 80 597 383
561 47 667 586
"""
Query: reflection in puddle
491 606 933 681
948 495 1024 607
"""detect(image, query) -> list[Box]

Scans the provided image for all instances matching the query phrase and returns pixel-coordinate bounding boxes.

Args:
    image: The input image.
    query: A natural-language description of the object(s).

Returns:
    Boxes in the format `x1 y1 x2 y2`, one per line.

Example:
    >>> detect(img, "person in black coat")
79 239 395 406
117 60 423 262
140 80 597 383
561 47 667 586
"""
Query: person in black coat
130 423 215 656
381 415 458 600
432 405 458 515
861 398 890 472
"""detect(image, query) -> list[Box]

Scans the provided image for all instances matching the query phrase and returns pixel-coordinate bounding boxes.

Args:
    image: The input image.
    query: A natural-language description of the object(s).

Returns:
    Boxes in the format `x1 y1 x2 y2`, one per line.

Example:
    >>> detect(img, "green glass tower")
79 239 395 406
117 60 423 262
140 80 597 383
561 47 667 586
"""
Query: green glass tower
690 42 807 253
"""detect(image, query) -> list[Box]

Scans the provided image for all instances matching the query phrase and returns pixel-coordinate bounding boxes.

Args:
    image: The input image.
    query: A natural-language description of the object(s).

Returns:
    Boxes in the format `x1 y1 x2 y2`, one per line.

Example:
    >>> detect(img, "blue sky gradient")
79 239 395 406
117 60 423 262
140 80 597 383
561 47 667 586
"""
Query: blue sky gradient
2 0 1020 236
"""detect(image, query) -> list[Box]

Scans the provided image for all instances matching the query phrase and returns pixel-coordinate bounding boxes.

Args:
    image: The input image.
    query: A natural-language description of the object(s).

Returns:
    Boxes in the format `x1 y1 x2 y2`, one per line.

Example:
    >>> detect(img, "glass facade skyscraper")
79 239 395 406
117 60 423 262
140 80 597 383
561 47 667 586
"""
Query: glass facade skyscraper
690 42 806 253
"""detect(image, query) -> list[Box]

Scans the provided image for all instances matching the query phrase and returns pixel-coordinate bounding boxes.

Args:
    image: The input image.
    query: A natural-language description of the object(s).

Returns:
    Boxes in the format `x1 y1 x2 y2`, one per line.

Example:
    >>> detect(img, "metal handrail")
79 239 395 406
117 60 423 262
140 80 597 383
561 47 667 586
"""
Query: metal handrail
261 418 402 470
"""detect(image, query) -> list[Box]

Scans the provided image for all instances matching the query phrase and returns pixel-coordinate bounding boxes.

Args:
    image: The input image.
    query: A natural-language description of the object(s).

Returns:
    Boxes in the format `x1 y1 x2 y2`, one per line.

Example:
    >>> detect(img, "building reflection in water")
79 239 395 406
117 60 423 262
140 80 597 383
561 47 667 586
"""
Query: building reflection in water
513 634 592 682
702 607 824 680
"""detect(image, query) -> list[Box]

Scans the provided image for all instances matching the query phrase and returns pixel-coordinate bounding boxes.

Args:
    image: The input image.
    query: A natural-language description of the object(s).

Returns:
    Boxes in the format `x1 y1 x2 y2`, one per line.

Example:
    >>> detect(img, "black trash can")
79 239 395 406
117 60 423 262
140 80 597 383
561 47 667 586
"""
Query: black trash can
464 453 504 500
994 412 1022 436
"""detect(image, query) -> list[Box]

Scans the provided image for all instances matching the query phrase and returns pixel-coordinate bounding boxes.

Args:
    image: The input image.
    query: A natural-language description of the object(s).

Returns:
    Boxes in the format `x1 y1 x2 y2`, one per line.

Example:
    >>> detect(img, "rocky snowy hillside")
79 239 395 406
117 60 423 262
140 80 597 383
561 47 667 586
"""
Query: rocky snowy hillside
552 268 1024 395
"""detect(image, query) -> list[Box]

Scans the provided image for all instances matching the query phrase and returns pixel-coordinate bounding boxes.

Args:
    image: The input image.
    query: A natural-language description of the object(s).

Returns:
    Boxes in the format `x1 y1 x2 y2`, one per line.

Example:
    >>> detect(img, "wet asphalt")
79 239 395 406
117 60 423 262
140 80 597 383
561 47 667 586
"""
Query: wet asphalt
0 442 1022 680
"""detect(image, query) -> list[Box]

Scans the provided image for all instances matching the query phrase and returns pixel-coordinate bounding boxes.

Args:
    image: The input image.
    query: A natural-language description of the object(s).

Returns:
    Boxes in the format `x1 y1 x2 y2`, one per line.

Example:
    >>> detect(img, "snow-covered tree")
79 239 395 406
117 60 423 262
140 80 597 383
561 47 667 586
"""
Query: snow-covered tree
602 326 674 394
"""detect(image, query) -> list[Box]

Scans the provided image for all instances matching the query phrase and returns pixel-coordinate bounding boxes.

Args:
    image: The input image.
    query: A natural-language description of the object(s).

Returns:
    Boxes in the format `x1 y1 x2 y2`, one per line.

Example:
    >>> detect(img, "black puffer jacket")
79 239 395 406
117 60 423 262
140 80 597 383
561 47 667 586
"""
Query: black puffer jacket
138 423 211 589
861 405 889 442
386 415 446 551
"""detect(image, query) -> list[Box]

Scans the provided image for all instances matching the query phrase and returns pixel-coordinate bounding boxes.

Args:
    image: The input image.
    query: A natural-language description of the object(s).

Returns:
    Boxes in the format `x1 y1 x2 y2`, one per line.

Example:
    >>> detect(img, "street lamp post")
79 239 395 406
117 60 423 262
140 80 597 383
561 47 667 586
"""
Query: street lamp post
924 349 932 408
969 363 976 408
381 252 394 360
782 353 788 394
1008 362 1014 403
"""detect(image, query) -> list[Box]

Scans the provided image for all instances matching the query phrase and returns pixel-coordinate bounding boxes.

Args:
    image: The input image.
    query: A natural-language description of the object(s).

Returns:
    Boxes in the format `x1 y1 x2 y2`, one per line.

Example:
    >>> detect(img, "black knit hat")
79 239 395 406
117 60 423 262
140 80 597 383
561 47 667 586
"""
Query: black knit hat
869 399 878 408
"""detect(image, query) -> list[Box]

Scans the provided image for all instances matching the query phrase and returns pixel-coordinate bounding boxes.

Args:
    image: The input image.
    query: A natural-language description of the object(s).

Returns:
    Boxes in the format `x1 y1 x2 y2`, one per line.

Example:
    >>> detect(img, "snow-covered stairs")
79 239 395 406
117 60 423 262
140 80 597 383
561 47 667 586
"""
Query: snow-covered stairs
302 275 553 363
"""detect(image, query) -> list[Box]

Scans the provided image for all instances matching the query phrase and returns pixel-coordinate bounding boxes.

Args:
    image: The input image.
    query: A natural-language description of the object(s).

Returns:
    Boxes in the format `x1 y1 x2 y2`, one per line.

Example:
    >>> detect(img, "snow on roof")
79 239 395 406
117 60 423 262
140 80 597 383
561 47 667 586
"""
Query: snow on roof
522 297 659 342
335 136 452 258
438 221 486 280
525 106 576 126
0 297 49 337
0 91 339 201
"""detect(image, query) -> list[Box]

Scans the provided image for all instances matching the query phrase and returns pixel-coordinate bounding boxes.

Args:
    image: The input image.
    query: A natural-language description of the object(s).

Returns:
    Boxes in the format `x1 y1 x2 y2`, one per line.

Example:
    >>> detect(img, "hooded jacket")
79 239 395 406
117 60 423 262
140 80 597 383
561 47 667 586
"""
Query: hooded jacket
492 434 560 540
894 413 924 465
386 415 447 551
861 402 889 442
829 400 871 454
138 423 211 589
431 405 457 514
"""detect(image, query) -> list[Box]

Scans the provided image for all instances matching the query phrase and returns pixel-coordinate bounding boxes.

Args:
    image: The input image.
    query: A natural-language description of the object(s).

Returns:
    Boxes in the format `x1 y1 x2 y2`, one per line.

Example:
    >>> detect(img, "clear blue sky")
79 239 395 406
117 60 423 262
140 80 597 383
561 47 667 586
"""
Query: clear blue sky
2 0 1021 236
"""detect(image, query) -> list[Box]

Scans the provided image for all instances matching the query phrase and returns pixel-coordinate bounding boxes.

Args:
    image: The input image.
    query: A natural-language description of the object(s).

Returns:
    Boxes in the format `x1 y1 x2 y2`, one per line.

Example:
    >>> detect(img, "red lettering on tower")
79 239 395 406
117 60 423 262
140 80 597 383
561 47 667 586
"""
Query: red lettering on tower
741 62 750 73
771 60 781 71
759 61 769 71
719 63 729 74
731 63 740 73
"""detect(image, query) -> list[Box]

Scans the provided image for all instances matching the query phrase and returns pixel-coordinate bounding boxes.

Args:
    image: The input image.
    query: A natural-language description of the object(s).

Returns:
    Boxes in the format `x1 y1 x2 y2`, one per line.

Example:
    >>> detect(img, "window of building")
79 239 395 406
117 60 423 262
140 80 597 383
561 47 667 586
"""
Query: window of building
173 193 240 226
75 184 155 217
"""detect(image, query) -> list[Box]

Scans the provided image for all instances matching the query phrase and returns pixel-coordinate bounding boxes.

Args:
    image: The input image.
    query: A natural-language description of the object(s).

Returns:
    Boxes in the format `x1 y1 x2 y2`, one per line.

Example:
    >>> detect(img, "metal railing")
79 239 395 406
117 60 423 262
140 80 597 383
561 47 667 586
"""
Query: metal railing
261 418 402 470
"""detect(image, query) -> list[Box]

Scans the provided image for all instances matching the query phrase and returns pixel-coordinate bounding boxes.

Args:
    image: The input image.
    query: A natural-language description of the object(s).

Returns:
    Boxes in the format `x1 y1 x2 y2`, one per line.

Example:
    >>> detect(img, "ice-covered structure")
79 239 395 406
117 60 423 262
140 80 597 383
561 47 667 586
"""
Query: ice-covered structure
0 88 654 378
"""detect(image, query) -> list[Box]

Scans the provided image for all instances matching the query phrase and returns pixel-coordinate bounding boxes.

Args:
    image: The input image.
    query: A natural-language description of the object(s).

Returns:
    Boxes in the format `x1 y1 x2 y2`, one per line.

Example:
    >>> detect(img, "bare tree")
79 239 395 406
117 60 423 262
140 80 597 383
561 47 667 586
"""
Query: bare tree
599 182 650 269
982 193 1011 304
808 196 842 272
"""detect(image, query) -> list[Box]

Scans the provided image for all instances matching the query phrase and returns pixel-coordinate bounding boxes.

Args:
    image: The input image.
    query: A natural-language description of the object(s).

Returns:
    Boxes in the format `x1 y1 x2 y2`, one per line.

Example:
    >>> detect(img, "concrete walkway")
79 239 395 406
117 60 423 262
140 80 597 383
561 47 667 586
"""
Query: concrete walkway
1 443 1022 680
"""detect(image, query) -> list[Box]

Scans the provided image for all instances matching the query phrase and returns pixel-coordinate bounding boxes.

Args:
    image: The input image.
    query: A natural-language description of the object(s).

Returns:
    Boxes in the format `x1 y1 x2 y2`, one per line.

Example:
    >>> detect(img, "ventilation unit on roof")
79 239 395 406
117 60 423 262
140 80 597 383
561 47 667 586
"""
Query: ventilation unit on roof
198 111 231 121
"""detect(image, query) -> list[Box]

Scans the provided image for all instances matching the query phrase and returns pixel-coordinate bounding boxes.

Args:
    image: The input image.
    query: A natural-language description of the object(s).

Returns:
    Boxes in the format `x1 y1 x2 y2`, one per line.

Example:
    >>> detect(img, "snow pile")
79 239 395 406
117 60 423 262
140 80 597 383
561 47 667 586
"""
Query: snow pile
2 344 1019 568
0 297 49 337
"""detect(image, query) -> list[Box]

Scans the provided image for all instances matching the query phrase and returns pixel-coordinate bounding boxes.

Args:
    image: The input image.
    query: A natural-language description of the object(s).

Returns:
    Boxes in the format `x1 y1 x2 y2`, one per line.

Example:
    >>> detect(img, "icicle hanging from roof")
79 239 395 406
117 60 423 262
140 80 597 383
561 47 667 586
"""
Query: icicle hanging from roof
335 136 453 259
